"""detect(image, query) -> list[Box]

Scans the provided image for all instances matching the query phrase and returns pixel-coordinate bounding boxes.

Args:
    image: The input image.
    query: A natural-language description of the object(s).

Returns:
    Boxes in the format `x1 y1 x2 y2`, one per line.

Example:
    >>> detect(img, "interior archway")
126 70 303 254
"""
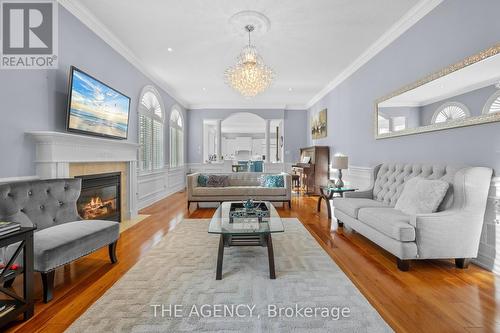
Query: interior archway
203 112 283 165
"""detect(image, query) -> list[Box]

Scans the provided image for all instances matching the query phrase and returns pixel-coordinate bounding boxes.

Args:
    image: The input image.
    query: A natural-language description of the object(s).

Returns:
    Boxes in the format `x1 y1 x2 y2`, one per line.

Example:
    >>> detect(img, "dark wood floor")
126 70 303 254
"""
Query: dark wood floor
4 191 500 332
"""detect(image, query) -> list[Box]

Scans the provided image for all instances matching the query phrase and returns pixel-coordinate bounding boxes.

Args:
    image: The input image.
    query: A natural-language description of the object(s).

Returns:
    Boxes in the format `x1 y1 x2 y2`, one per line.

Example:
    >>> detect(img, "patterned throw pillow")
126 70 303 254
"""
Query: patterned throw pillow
206 175 229 187
197 174 208 187
259 175 266 187
262 175 284 188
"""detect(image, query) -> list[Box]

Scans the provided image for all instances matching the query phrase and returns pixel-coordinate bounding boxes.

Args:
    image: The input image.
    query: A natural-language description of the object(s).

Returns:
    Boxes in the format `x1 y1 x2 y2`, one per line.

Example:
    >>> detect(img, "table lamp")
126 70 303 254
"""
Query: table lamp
332 154 348 188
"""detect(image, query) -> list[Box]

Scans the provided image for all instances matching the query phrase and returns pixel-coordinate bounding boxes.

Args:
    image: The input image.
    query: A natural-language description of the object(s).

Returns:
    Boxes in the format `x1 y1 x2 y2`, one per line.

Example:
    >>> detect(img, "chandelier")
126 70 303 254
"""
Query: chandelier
225 25 274 97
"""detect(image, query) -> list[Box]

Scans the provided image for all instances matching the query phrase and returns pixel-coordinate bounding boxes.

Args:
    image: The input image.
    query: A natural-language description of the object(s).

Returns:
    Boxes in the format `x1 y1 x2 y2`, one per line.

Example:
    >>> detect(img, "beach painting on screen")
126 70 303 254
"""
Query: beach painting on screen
68 68 130 139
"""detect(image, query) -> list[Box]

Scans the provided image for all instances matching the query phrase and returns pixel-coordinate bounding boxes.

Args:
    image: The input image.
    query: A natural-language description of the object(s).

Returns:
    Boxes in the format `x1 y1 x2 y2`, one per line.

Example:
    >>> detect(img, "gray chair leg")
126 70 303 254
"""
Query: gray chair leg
41 271 55 303
109 241 118 264
455 258 471 269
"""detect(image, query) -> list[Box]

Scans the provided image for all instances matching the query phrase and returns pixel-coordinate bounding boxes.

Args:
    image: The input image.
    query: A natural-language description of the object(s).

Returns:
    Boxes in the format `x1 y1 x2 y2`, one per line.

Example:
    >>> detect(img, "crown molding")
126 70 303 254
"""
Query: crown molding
188 103 307 110
57 0 188 109
305 0 443 109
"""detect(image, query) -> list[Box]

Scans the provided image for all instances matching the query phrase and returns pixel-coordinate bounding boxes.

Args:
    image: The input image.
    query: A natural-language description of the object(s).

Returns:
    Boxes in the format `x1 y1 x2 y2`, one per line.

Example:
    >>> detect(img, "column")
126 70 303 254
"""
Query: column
216 119 222 161
265 119 271 163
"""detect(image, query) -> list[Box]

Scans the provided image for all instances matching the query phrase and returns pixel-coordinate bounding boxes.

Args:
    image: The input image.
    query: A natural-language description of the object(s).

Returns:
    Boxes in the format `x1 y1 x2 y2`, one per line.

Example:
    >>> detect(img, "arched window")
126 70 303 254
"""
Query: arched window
170 107 184 168
432 102 470 124
139 86 164 172
483 90 500 114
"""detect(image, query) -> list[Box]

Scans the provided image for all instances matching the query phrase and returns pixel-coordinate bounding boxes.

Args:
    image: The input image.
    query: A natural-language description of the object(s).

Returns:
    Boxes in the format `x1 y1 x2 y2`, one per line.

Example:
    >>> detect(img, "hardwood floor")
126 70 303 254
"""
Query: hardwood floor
4 191 500 332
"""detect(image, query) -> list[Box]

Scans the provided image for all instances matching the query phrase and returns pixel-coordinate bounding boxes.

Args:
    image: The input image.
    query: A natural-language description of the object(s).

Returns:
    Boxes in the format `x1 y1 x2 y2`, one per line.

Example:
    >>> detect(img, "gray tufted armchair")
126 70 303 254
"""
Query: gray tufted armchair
333 163 492 271
0 178 119 302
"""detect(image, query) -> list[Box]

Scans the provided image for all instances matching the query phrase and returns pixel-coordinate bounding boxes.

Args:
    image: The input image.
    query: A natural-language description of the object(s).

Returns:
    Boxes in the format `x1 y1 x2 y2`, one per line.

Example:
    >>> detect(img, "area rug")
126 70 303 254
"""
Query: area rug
67 219 392 332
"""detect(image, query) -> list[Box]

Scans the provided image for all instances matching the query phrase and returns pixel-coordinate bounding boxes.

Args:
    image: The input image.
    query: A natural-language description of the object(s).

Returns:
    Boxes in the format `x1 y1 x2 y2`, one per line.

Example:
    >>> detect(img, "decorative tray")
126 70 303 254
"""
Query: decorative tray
229 202 269 223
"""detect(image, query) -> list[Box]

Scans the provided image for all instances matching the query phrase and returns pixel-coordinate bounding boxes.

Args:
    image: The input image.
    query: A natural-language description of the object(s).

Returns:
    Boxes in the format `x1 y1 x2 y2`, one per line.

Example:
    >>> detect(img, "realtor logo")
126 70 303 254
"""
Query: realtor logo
1 0 58 69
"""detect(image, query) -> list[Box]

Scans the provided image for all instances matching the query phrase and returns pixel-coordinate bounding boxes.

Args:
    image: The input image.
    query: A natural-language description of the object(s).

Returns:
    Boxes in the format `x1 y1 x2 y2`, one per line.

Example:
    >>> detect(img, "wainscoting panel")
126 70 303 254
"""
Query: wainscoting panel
336 166 500 274
137 167 186 210
187 162 286 174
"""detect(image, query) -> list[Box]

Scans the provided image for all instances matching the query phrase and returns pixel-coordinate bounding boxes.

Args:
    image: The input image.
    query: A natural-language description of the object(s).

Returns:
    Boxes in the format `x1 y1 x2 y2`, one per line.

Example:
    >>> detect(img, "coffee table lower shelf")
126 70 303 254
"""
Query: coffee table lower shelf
216 233 275 280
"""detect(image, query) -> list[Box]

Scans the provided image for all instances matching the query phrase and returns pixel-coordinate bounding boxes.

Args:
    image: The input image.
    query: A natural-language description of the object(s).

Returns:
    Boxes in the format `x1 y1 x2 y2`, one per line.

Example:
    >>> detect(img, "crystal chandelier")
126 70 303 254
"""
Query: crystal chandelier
225 25 274 97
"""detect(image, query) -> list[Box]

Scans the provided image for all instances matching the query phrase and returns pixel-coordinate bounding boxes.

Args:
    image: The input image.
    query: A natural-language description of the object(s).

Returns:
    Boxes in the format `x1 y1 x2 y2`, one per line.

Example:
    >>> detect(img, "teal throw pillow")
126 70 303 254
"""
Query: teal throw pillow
263 175 284 188
197 174 208 187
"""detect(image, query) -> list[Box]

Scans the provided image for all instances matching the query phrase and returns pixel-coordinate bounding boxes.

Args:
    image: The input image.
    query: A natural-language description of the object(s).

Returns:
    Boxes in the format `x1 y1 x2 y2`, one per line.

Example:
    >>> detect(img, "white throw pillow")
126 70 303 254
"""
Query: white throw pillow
394 177 449 215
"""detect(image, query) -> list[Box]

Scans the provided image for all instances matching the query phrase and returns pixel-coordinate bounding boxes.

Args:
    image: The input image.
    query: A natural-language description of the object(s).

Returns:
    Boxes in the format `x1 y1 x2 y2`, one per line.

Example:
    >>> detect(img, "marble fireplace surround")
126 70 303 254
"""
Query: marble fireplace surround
26 131 139 220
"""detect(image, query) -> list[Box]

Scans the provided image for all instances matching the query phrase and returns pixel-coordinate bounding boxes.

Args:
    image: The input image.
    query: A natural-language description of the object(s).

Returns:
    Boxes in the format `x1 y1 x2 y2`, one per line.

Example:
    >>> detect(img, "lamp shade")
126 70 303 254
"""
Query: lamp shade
332 155 348 170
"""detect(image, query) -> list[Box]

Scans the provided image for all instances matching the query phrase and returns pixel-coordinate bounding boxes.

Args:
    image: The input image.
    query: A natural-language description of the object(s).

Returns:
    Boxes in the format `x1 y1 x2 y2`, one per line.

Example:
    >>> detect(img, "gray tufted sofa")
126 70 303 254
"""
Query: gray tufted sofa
333 163 492 271
0 178 119 302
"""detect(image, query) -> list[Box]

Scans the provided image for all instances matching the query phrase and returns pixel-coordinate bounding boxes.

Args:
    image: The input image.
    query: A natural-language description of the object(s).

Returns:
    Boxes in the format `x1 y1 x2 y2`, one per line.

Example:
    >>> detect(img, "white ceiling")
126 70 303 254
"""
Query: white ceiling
71 0 427 109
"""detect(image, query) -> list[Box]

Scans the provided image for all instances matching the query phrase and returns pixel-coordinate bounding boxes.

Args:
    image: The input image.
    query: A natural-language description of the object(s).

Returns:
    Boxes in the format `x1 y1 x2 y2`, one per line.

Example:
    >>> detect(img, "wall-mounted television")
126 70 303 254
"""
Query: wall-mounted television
66 66 131 139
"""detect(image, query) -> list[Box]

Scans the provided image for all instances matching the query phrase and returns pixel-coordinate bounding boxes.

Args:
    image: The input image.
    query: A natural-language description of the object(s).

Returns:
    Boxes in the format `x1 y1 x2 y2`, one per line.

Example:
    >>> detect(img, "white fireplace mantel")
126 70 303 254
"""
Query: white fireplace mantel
26 131 140 218
27 131 138 166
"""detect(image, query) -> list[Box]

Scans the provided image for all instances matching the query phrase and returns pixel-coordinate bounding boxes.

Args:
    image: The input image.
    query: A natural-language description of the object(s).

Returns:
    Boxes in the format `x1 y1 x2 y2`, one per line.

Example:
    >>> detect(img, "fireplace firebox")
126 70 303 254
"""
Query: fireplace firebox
76 172 121 222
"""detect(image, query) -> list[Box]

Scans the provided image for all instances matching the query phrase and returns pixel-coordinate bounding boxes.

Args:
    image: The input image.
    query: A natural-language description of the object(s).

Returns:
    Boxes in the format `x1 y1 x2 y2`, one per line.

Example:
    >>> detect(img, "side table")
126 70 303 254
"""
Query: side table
0 227 36 328
317 186 356 219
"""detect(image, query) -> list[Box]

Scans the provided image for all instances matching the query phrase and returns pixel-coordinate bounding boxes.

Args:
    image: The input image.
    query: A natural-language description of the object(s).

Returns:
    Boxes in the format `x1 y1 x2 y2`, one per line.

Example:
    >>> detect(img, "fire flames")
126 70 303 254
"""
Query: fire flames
81 196 116 219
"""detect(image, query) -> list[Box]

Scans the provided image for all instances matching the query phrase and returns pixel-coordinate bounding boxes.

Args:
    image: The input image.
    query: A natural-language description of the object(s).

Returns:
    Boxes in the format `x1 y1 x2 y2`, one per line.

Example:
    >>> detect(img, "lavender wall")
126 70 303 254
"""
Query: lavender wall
0 5 186 178
308 0 500 174
187 109 307 164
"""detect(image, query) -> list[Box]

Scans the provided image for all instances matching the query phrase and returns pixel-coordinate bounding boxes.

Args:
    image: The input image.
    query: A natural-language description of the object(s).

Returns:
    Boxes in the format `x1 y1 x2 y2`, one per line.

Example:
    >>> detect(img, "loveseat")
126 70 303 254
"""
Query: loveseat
187 172 292 209
0 179 119 302
333 163 492 271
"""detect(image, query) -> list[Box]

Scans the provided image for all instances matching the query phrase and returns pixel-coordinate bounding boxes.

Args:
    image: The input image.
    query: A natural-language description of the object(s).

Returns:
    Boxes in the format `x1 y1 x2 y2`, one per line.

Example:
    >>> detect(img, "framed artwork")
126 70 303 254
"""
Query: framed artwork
311 109 327 139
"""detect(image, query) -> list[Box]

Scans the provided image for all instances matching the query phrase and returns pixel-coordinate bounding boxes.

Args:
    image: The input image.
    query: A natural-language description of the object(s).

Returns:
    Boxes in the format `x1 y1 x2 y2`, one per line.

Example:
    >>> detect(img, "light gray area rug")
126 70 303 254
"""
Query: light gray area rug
67 219 392 332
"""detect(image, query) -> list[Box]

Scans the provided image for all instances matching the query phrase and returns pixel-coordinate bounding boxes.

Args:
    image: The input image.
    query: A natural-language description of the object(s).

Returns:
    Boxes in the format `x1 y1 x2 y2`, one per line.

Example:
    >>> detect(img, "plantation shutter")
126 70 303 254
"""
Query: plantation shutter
139 87 164 173
139 114 153 171
153 120 164 169
169 109 183 168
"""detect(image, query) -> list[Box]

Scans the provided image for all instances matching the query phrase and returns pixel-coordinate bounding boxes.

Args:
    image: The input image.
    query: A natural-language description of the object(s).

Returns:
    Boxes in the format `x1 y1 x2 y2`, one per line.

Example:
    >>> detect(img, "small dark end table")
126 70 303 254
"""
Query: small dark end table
317 186 357 219
0 226 36 328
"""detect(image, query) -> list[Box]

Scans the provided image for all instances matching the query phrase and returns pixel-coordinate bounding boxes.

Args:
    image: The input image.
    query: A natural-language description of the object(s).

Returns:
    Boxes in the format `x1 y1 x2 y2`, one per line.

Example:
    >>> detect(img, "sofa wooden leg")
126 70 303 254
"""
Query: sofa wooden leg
397 259 410 271
109 241 118 264
41 271 55 303
455 258 471 269
3 277 15 288
337 220 344 227
187 201 191 210
288 200 291 209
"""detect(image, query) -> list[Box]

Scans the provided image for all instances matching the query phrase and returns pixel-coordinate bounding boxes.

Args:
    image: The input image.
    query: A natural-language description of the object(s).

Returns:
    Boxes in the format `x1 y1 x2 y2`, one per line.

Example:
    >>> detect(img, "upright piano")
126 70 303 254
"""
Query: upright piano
292 146 330 195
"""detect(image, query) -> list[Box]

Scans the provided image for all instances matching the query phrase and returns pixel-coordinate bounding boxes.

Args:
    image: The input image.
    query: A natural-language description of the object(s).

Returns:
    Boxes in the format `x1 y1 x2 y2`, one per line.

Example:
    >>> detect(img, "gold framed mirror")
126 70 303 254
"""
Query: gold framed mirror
375 43 500 139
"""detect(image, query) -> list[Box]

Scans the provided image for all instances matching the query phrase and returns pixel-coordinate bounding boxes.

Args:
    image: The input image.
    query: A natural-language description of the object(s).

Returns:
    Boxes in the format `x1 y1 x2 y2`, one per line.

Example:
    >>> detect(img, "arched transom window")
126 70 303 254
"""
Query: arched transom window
139 86 164 172
170 107 184 168
432 102 470 124
483 90 500 114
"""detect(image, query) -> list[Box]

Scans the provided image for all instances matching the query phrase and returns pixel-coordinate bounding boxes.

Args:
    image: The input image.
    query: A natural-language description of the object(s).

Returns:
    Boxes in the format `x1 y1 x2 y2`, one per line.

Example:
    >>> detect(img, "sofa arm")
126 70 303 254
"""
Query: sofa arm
411 166 492 259
187 173 200 199
344 189 373 199
410 210 481 259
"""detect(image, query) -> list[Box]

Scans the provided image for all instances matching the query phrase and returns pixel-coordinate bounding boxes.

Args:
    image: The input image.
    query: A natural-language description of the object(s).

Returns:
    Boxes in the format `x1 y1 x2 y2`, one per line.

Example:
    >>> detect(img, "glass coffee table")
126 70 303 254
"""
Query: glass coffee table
208 201 284 280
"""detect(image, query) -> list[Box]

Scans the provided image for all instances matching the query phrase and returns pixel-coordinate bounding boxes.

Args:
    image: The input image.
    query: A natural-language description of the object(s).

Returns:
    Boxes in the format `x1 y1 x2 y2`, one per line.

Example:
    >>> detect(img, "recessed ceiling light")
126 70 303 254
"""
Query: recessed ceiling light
202 87 206 91
288 88 293 92
167 47 173 52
